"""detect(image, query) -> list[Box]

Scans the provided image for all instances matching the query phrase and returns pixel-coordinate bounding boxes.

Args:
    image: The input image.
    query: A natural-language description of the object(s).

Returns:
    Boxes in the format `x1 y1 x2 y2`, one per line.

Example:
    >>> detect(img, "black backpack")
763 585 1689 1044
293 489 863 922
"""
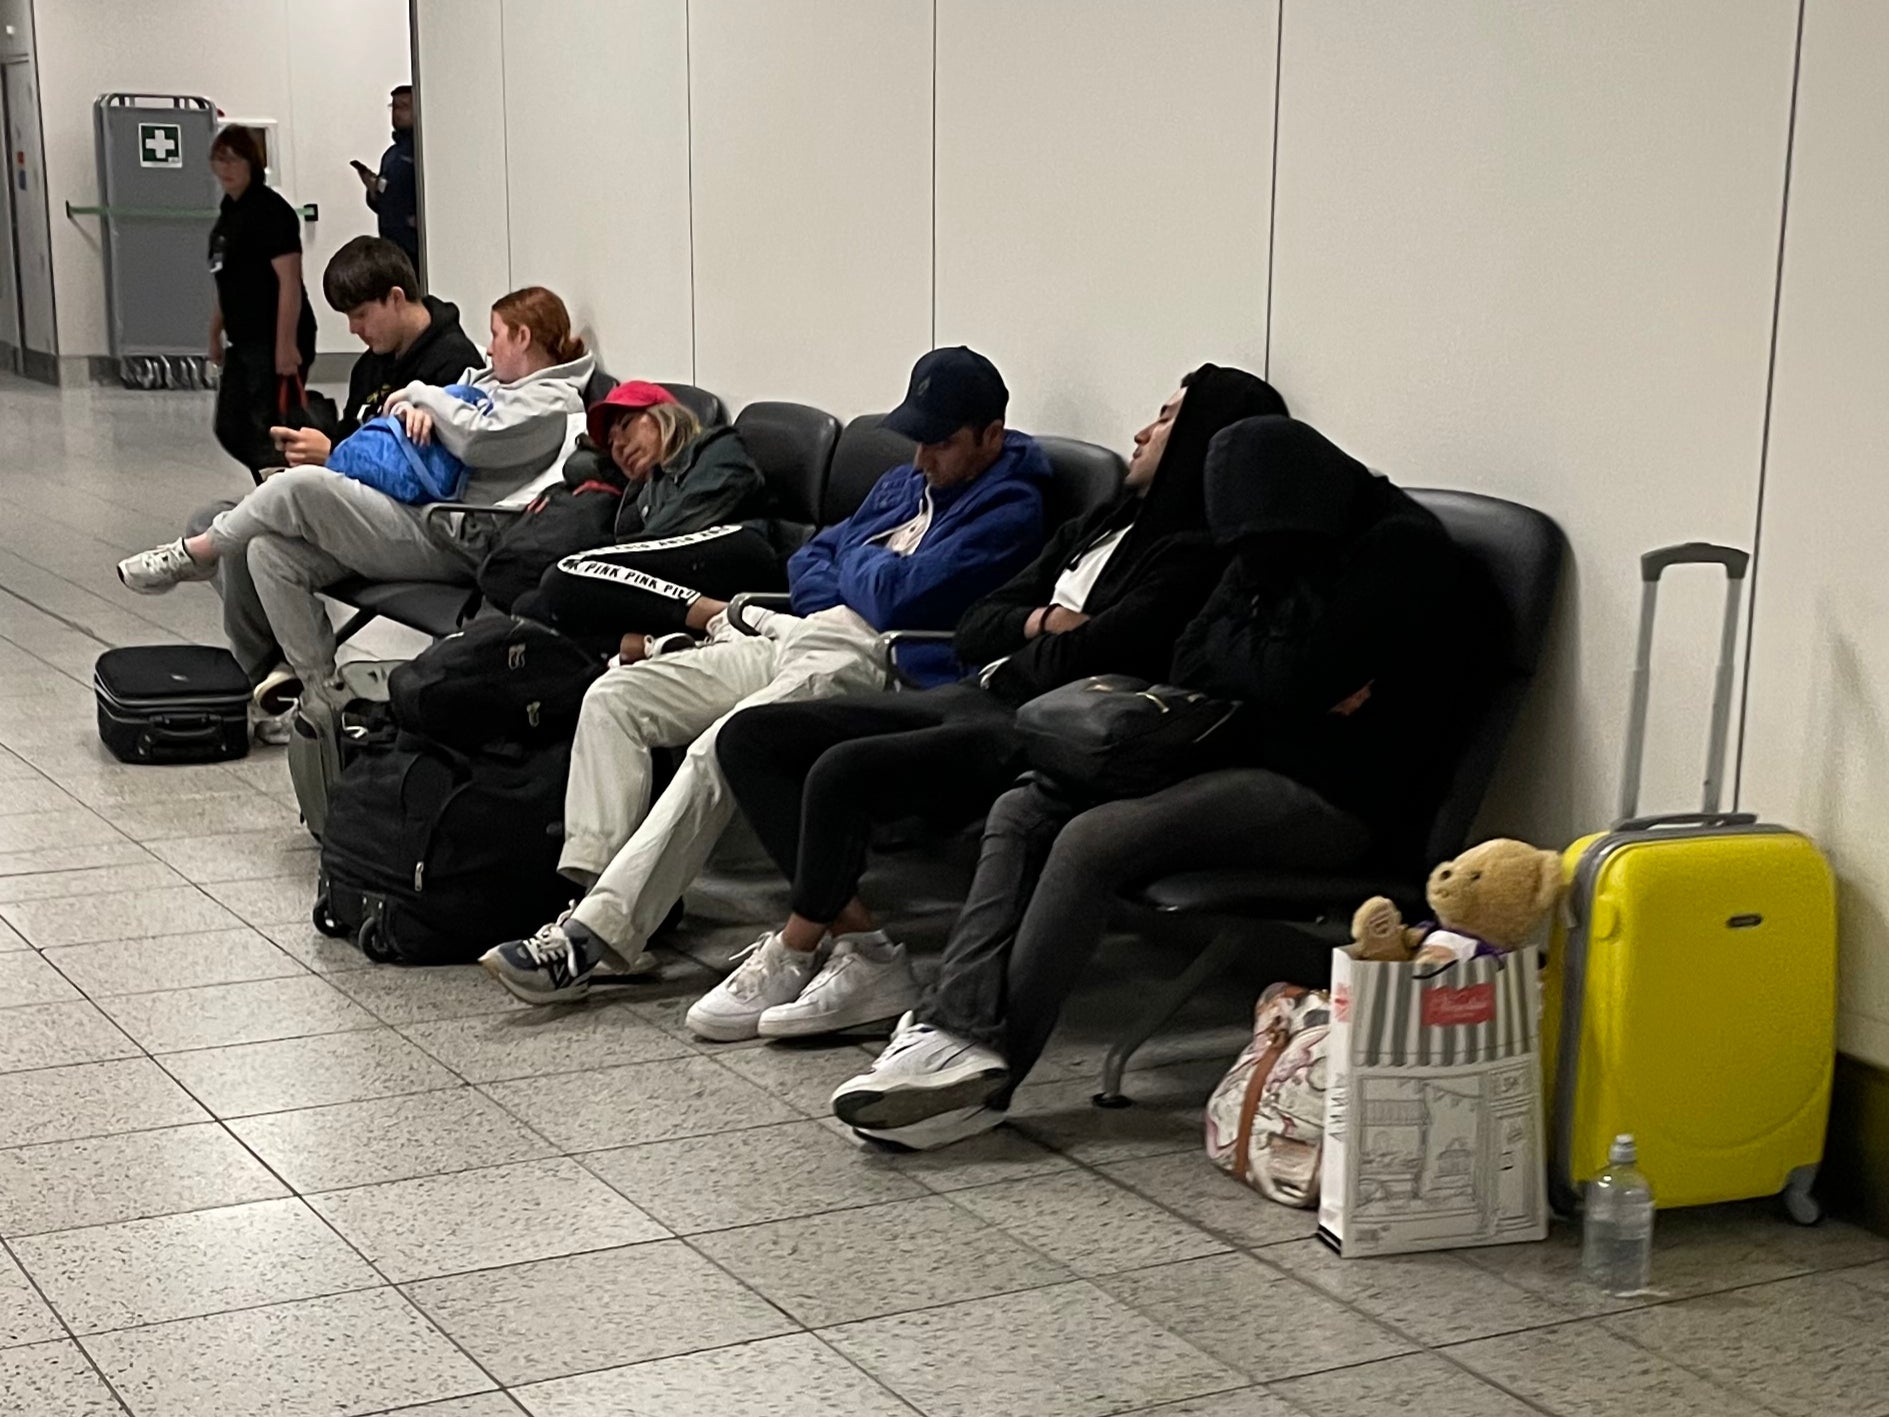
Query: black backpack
388 617 603 751
476 480 623 612
312 731 573 965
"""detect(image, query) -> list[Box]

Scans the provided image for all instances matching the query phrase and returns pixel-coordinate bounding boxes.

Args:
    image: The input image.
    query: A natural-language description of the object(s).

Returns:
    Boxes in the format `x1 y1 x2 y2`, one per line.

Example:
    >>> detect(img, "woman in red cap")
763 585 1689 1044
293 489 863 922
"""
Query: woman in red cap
484 380 787 653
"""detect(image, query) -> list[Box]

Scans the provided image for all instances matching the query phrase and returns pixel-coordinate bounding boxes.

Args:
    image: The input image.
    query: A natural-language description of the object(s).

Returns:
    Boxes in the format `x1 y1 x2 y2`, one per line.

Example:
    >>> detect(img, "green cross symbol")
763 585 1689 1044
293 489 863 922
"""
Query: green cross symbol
138 124 182 167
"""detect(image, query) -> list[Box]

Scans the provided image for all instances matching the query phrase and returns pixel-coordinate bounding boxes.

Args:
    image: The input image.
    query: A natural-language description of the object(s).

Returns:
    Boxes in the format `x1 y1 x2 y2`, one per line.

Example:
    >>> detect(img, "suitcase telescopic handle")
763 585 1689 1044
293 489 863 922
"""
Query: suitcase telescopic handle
1618 542 1749 824
1616 810 1758 833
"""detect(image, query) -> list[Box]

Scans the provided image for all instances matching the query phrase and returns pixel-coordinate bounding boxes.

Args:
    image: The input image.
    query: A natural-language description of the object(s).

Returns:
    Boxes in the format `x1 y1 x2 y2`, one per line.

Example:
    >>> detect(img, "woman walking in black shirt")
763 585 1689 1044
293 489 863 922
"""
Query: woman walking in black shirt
206 125 316 477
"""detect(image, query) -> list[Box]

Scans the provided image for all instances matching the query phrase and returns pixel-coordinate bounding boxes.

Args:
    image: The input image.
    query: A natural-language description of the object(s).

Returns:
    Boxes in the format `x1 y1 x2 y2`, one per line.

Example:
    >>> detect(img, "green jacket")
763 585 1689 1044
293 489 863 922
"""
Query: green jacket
560 425 772 544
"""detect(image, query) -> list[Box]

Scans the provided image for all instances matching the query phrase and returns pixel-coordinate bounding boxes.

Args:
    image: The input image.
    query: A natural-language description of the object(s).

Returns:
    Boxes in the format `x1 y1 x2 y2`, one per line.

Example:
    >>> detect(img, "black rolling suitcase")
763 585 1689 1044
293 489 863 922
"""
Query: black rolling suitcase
94 645 250 764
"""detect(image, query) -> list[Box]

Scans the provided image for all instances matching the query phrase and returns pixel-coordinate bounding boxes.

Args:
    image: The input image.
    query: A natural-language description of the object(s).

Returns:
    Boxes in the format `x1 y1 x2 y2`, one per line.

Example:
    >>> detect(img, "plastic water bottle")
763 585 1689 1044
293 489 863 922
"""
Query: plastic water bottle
1582 1133 1655 1296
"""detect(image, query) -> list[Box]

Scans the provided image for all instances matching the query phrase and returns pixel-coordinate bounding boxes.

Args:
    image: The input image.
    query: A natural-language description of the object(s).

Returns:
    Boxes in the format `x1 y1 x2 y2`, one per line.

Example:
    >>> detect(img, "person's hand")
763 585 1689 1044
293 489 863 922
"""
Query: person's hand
382 388 412 413
270 425 331 467
617 632 650 665
208 330 224 367
396 404 434 446
1331 682 1374 717
1042 607 1091 634
354 166 377 190
274 342 301 377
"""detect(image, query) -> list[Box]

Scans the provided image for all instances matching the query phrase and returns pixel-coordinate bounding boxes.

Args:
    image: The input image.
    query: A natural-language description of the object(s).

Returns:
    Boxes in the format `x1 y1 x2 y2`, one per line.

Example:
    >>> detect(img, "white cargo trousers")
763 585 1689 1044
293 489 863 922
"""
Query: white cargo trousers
562 607 888 953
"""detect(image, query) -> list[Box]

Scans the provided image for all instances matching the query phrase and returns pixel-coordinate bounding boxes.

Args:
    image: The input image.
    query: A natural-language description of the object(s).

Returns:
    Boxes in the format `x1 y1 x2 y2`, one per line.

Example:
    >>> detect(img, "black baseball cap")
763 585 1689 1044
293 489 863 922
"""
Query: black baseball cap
883 347 1008 444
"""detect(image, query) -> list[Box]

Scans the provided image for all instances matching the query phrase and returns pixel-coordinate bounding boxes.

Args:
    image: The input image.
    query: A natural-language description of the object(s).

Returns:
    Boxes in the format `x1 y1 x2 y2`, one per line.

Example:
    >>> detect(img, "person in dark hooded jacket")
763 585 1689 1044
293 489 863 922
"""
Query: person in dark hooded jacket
488 380 781 627
827 415 1502 1151
706 365 1287 1044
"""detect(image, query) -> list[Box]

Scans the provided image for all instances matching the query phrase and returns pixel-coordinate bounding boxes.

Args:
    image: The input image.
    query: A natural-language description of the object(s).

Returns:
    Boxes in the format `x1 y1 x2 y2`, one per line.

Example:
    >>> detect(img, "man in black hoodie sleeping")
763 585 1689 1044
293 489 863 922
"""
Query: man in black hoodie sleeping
183 237 482 728
705 366 1286 1044
828 416 1502 1151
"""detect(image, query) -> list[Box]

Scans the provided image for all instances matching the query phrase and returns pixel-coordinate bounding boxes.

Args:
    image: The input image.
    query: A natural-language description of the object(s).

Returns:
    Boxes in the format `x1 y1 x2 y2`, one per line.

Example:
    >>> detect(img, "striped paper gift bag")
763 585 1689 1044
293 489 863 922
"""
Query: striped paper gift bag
1318 949 1549 1257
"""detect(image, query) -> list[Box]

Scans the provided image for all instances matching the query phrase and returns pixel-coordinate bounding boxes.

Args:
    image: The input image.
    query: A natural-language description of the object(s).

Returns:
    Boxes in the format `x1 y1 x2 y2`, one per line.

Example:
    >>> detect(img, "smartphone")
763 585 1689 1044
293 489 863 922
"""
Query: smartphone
350 159 375 179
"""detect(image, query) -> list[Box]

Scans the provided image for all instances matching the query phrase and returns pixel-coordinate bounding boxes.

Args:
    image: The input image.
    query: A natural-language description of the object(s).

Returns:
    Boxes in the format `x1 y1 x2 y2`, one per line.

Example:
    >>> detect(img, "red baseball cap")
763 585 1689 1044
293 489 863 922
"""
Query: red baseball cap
587 380 679 446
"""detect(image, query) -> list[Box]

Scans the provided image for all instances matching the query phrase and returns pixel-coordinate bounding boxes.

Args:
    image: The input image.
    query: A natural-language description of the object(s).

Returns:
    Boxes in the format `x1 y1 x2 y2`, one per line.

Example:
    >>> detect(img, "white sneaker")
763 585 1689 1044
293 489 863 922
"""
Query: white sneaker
251 708 294 747
685 932 819 1042
851 1104 1006 1153
830 1011 1010 1129
117 539 215 594
253 664 303 718
757 934 921 1039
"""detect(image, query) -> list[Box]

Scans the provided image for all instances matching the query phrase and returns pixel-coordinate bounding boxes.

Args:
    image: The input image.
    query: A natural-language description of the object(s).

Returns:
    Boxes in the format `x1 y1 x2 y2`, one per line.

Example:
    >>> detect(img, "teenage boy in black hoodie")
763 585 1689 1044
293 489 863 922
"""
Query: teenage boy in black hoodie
182 237 481 727
702 366 1286 1042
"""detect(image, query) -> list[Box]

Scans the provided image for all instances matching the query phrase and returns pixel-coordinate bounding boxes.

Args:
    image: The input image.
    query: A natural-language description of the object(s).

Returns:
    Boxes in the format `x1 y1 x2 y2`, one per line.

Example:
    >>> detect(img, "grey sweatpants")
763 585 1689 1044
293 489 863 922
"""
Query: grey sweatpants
187 467 479 687
921 768 1372 1100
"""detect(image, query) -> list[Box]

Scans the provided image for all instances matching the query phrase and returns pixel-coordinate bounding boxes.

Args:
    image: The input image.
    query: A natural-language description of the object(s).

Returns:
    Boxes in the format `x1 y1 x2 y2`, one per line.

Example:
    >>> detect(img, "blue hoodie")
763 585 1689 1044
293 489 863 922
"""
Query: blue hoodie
786 430 1051 686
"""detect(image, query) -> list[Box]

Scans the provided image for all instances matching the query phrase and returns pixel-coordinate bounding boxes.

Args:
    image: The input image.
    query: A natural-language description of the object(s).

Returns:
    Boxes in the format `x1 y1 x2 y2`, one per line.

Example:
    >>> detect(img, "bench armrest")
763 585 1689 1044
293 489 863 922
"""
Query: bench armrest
727 591 794 636
422 501 530 533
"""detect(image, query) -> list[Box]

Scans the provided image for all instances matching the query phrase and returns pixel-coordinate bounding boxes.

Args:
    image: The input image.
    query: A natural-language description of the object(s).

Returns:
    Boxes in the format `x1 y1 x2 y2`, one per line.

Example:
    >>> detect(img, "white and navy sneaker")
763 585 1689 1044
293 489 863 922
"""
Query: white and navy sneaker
757 933 921 1039
116 539 216 594
685 932 819 1042
850 1104 1006 1153
830 1012 1010 1130
481 913 656 1005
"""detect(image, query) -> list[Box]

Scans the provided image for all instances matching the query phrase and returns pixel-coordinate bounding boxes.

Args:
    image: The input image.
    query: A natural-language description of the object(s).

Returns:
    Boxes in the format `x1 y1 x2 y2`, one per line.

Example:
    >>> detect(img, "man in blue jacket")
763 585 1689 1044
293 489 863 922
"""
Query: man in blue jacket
483 348 1049 1018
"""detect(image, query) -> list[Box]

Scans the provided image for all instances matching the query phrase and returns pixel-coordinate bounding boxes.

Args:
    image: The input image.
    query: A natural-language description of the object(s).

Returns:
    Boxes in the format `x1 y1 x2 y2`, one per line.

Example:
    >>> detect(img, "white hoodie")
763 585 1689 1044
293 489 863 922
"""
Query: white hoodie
395 349 595 502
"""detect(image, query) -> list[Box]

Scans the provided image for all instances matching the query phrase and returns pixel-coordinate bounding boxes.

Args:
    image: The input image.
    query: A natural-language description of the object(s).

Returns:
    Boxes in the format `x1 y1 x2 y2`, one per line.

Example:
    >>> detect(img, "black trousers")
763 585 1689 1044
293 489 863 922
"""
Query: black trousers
525 525 784 649
716 682 1023 922
214 342 307 478
921 768 1372 1102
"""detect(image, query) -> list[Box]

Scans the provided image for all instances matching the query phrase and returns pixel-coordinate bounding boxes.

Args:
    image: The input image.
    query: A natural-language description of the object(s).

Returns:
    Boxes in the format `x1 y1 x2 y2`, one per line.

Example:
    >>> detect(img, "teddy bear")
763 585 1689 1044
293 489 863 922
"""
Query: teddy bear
1350 837 1562 966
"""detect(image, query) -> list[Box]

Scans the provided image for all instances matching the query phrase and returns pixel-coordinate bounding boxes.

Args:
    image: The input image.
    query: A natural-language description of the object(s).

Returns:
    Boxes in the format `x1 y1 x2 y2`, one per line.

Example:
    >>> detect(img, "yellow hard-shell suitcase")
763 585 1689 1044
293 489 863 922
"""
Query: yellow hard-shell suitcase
1542 543 1836 1223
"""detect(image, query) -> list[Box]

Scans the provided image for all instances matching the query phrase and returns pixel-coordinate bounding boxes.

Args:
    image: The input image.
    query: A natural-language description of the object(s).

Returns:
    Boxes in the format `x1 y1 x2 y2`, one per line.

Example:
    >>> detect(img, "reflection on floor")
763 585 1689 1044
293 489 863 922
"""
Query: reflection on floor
0 374 1882 1416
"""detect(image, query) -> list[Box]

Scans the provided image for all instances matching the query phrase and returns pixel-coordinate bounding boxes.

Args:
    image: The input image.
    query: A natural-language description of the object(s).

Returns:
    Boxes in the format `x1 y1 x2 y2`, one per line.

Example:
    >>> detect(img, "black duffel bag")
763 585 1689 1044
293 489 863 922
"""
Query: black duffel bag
1012 673 1240 802
313 730 573 965
389 616 603 751
476 479 623 613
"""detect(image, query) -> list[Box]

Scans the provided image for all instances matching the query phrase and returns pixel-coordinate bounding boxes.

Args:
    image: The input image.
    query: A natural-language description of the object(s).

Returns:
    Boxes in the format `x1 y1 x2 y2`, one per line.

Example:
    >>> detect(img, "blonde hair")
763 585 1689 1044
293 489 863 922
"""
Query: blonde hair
643 400 703 464
490 286 586 363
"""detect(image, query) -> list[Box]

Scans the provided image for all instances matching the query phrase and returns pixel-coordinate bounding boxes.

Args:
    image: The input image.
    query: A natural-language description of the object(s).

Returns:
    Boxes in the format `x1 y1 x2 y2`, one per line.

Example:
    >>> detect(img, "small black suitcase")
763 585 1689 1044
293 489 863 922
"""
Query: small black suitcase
94 645 251 764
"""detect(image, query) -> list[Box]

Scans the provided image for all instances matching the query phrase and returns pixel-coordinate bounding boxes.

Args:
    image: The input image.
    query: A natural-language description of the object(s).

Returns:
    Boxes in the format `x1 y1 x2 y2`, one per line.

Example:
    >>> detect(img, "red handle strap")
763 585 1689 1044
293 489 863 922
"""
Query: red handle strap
276 374 308 416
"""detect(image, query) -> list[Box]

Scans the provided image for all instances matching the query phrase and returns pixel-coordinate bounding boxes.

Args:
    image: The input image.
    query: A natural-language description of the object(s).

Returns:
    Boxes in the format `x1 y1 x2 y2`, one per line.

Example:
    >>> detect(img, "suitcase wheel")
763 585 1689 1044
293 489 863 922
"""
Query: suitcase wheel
311 889 348 939
1783 1165 1823 1227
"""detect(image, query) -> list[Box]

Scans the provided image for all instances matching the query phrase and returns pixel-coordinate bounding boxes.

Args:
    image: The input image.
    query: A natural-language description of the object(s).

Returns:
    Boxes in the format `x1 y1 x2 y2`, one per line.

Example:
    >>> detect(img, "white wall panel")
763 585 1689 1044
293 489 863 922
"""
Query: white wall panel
688 0 932 416
1266 0 1797 845
415 0 509 348
1740 1 1889 1064
282 0 414 354
935 0 1274 448
500 0 693 382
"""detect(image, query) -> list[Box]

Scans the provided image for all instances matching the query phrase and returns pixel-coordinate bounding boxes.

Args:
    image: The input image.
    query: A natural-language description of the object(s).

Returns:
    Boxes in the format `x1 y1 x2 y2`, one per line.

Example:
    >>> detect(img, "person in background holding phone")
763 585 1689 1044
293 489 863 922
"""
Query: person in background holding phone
356 84 419 270
207 124 317 479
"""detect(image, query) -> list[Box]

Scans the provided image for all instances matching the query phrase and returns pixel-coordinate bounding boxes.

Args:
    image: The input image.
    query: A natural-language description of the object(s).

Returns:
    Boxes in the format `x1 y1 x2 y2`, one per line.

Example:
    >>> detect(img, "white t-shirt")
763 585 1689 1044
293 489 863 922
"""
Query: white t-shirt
1050 527 1128 612
871 488 934 556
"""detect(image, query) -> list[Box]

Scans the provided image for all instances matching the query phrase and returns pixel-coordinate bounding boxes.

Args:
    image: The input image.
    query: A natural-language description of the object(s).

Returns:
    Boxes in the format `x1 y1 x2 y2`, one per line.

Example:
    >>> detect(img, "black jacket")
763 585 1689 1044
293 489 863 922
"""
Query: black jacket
1172 417 1501 863
331 297 482 441
954 514 1222 706
951 363 1288 706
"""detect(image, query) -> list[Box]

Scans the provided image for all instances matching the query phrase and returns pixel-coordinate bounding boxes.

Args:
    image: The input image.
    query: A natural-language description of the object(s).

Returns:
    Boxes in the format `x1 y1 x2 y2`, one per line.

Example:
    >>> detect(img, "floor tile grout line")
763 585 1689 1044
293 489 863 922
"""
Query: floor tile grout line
1 1232 140 1416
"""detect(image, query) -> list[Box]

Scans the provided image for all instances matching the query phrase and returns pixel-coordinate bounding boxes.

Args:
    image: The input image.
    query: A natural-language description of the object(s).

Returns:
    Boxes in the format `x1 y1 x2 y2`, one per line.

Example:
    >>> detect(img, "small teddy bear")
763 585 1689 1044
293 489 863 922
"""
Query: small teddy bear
1350 837 1562 966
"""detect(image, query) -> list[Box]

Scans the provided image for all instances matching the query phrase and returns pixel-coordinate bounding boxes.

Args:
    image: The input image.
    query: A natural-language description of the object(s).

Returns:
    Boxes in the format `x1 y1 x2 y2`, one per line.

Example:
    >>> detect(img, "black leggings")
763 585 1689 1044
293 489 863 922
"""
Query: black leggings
526 524 783 648
922 769 1372 1100
214 343 309 478
716 682 1023 922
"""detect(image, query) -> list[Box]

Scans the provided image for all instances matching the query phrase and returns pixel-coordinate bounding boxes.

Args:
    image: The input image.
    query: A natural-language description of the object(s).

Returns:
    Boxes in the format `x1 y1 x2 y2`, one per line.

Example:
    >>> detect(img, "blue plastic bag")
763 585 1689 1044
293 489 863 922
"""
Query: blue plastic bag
326 383 489 504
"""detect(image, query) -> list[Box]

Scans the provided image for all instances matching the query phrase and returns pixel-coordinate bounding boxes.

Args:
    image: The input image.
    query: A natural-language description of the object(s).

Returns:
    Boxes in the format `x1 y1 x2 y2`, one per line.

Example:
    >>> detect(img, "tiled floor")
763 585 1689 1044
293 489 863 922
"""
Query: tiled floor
0 372 1884 1415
